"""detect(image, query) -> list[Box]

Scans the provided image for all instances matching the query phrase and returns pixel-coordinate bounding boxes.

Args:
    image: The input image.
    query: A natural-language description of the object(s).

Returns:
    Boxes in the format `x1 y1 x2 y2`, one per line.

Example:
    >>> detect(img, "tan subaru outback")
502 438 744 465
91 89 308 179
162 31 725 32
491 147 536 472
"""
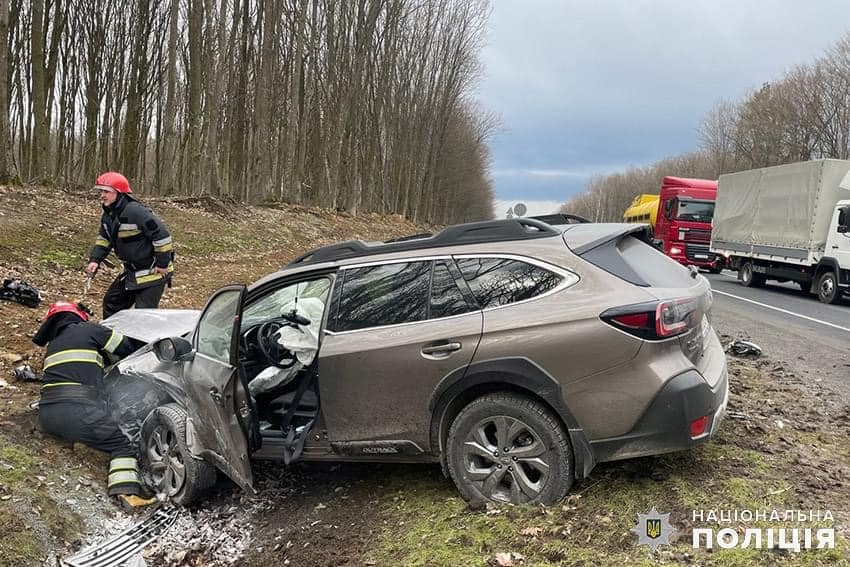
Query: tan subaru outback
102 217 728 505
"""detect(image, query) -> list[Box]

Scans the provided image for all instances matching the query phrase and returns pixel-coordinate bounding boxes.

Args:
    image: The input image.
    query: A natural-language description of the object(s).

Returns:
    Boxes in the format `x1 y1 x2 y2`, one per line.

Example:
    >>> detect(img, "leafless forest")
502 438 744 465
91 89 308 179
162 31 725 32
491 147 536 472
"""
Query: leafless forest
0 0 496 224
563 33 850 222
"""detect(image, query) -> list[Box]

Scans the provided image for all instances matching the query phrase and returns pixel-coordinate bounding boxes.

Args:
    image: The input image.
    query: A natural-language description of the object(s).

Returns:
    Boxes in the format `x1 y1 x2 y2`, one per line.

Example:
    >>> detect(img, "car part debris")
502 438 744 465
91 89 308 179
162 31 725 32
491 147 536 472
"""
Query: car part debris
726 339 762 357
62 506 178 567
11 363 40 382
0 278 41 308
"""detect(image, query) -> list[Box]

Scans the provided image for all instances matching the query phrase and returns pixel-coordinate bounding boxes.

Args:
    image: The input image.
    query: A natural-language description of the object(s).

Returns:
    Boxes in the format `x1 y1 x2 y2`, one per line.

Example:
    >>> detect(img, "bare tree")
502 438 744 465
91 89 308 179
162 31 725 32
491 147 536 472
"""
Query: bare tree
0 0 11 181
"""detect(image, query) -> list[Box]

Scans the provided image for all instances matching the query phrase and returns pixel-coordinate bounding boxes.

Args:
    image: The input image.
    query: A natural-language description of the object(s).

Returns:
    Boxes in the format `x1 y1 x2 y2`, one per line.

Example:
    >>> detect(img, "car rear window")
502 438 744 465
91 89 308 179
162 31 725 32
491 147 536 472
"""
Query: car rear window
579 234 695 287
455 257 562 309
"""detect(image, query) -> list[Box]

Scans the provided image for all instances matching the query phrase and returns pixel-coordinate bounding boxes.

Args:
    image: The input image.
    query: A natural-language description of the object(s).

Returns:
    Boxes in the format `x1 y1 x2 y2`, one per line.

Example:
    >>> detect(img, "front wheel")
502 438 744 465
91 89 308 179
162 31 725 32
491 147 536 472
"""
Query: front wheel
740 261 765 287
141 404 217 505
817 271 843 304
446 393 573 505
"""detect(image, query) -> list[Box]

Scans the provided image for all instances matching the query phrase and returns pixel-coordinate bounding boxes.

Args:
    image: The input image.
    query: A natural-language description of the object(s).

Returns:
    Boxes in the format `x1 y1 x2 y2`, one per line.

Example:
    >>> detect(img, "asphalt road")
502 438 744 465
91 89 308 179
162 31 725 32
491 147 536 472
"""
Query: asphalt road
704 270 850 402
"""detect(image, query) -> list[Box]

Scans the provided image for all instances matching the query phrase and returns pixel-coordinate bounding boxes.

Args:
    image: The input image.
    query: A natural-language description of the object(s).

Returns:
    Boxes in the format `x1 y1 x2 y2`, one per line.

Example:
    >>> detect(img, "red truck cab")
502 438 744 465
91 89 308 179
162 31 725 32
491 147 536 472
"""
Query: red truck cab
655 177 723 272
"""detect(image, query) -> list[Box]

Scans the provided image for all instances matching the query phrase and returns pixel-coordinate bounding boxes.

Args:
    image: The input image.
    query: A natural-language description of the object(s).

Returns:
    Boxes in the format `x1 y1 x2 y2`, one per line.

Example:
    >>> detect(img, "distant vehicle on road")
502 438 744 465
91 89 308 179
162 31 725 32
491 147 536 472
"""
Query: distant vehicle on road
623 177 723 272
711 159 850 304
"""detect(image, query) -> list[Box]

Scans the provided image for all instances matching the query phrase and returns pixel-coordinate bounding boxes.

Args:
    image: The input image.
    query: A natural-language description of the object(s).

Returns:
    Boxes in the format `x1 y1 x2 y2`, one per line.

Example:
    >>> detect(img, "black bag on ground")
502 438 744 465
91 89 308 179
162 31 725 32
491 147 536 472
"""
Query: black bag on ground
1 279 42 308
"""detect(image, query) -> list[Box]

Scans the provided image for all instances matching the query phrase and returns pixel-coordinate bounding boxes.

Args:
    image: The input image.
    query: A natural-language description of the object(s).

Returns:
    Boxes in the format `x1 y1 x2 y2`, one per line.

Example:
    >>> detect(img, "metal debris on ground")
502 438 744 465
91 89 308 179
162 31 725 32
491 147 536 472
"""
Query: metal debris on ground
11 363 40 382
62 507 178 567
142 498 254 565
725 339 762 357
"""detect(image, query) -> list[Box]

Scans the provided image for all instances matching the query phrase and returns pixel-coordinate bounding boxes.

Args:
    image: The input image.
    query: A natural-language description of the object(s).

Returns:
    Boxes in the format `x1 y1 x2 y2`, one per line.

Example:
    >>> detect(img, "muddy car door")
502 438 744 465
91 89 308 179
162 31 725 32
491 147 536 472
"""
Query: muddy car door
181 285 254 490
319 260 482 454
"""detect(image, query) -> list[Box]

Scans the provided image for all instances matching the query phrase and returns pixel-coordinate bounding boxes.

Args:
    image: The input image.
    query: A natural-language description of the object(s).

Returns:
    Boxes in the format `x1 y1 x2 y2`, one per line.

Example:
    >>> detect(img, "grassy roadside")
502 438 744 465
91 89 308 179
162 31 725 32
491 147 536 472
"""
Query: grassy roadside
365 358 850 566
2 185 849 565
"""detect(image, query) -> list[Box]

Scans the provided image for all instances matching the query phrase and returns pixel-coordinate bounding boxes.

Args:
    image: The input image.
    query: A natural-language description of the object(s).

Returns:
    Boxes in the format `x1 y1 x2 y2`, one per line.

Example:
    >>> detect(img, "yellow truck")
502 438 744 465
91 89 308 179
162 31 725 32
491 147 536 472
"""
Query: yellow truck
623 194 659 227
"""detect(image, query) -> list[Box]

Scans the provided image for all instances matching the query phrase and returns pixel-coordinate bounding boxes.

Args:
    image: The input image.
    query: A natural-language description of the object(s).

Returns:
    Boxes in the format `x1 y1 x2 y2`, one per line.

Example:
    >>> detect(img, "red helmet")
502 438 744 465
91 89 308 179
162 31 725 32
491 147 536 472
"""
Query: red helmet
44 301 89 322
94 171 132 194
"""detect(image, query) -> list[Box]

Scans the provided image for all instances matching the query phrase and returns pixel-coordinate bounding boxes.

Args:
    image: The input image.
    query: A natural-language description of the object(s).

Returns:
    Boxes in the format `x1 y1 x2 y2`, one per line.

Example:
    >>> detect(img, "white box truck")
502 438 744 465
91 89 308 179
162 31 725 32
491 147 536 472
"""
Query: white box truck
710 159 850 304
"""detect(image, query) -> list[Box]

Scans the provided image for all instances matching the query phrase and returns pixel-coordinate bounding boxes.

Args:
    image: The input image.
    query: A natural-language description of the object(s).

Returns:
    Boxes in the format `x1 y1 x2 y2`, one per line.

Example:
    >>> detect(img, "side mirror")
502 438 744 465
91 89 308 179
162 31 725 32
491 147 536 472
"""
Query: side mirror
838 206 850 233
154 337 194 362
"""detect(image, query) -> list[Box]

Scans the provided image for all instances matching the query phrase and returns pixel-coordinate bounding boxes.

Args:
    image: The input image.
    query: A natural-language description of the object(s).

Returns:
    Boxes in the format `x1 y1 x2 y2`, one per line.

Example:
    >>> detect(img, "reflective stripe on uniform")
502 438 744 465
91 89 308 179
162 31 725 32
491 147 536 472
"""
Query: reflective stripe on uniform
153 236 173 253
107 470 141 487
43 349 104 370
109 457 139 472
118 223 141 238
95 237 110 247
104 329 124 353
134 263 174 285
41 381 83 389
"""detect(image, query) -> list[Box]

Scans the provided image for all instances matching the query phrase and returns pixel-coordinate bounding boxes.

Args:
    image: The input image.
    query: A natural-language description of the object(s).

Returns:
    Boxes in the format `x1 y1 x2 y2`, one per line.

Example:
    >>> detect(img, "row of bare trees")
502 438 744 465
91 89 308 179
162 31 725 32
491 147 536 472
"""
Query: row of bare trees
563 32 850 222
0 0 495 224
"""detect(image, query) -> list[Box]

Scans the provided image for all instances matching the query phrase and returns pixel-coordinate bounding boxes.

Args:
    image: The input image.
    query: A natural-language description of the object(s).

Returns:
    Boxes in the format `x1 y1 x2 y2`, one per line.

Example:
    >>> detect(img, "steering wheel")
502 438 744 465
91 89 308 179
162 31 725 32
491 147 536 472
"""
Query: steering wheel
257 318 298 368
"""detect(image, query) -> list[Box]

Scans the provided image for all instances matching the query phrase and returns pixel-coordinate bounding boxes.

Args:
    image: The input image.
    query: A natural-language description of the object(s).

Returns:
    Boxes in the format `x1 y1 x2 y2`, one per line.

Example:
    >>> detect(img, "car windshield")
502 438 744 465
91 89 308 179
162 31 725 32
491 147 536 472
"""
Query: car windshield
676 200 714 222
241 277 331 330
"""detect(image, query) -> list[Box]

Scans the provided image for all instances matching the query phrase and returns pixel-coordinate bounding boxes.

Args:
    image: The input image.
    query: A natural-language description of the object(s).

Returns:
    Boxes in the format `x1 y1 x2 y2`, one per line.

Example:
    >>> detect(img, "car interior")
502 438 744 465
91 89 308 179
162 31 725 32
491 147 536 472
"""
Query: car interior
237 277 331 462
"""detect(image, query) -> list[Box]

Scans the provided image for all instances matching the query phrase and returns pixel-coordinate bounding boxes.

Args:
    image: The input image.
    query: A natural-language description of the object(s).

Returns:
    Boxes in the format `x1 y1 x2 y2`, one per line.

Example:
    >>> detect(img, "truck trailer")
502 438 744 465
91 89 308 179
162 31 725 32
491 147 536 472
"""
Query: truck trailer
710 159 850 304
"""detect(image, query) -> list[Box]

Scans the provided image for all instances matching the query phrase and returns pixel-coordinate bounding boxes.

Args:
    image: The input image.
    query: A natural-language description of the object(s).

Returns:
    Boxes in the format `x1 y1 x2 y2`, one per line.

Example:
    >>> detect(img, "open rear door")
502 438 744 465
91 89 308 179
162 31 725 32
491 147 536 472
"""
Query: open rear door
181 285 254 490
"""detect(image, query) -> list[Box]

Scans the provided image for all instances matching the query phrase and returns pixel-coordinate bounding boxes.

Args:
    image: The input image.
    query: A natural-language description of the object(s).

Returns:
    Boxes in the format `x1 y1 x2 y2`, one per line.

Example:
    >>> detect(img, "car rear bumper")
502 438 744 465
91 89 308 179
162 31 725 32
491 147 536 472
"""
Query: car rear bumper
587 362 729 463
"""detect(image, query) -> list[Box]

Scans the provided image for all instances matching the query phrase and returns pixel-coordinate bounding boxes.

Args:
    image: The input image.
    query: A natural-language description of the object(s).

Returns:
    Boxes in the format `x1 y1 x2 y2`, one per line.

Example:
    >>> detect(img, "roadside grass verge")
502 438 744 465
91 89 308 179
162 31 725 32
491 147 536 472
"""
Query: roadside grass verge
366 360 850 566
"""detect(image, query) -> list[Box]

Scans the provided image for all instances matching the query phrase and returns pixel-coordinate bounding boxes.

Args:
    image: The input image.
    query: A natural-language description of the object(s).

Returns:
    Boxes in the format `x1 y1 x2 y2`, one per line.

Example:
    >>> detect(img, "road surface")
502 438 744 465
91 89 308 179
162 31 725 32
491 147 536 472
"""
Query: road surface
704 270 850 402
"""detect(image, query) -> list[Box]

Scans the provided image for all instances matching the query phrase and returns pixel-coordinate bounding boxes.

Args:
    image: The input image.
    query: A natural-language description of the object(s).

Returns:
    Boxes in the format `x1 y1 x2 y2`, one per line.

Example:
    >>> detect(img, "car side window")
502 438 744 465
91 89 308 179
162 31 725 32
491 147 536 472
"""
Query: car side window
455 257 562 309
196 288 241 363
333 261 430 331
430 261 474 319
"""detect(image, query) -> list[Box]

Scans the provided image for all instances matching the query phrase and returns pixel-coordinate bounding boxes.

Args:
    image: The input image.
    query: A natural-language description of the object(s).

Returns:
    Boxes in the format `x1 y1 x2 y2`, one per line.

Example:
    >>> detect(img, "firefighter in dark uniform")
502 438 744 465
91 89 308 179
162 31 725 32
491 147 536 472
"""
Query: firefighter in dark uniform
85 171 174 318
34 301 146 504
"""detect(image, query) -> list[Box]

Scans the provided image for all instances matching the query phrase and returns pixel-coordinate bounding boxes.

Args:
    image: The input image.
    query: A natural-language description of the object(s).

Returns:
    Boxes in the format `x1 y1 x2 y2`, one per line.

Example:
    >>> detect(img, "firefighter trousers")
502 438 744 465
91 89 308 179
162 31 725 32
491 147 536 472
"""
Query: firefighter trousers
102 273 165 319
38 392 135 458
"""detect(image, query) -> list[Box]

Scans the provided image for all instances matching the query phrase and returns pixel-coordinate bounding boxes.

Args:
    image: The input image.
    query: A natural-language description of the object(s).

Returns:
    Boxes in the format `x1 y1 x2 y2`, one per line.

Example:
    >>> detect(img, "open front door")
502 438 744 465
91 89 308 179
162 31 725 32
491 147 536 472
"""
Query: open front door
181 285 254 490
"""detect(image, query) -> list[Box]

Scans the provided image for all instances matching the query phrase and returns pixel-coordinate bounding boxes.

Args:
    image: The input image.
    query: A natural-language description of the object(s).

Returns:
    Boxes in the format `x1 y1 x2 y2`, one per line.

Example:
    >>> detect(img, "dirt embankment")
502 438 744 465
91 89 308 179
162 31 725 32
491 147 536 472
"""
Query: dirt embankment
1 185 849 566
0 185 422 566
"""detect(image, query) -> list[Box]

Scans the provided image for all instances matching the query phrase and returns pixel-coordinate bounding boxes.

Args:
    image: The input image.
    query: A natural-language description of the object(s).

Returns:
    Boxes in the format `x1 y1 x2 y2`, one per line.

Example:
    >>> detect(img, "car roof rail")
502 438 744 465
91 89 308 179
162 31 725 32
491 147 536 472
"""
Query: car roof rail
287 218 560 266
530 213 591 225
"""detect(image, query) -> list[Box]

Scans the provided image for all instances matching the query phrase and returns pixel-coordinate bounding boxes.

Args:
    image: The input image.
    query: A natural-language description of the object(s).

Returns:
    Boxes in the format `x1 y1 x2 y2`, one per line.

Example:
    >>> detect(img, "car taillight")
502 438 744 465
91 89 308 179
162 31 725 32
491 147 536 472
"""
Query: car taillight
656 298 696 337
690 415 709 438
601 298 698 341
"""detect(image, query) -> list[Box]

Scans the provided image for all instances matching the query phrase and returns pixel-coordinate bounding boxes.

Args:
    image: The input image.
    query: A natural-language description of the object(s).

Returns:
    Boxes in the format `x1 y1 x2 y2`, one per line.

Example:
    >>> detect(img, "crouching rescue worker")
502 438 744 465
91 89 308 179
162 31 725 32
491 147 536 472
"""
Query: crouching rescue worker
85 171 174 318
33 301 152 508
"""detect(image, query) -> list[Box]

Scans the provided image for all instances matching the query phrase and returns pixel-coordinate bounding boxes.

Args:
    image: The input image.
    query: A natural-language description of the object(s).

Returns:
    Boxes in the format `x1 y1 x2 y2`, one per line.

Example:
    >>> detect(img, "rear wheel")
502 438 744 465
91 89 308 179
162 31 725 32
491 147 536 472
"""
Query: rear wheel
446 393 573 505
141 404 217 505
817 271 842 304
740 261 765 287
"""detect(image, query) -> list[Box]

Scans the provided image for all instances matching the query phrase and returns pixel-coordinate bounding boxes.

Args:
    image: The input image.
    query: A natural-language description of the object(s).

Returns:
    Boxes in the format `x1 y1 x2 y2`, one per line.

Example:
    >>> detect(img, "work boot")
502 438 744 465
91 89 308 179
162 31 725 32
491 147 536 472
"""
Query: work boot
107 456 142 496
115 494 159 511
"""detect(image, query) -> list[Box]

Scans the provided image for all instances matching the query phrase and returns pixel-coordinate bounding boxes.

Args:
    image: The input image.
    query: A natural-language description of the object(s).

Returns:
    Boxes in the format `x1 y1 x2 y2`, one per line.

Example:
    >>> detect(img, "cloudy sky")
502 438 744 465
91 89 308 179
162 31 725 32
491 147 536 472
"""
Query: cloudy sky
479 0 850 218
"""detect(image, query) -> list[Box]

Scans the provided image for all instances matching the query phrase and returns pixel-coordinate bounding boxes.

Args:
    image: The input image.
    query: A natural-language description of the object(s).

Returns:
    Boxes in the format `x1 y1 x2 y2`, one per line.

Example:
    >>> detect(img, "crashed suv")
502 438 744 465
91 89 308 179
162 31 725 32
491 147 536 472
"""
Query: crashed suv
102 217 728 505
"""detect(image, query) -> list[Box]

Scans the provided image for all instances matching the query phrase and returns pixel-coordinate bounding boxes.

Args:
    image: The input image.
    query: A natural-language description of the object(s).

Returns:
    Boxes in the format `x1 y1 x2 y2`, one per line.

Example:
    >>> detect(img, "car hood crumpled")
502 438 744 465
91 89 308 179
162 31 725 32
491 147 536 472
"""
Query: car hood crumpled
99 308 201 343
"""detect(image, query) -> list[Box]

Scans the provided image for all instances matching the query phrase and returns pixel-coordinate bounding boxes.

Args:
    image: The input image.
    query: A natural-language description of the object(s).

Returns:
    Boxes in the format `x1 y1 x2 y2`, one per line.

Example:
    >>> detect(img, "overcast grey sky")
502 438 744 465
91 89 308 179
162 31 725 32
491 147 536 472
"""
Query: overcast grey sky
480 0 850 217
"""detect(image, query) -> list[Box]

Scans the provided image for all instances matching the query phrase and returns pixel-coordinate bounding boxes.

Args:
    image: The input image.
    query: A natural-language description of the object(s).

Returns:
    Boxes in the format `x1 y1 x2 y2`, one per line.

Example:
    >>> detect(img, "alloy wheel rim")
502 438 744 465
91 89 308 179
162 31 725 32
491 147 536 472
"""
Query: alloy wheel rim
821 276 834 298
147 425 186 496
461 415 550 504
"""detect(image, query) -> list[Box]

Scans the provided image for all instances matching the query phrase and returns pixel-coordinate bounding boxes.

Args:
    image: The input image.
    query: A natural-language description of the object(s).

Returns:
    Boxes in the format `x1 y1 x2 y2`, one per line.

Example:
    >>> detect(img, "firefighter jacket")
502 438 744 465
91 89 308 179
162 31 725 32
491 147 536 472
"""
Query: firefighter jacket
38 318 136 389
89 195 174 287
